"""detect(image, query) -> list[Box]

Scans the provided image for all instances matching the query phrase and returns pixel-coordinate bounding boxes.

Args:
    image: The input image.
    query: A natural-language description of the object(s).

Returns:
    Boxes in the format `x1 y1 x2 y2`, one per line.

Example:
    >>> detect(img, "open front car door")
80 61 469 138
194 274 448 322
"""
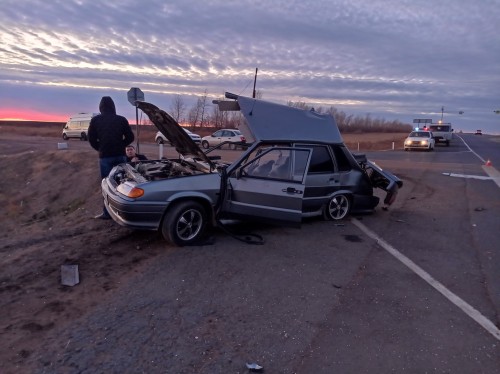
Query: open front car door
224 147 312 226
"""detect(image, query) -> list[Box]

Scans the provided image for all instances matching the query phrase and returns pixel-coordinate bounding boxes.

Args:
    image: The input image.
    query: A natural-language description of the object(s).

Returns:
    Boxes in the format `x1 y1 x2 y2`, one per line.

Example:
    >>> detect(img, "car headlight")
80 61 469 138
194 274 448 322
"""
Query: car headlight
117 182 144 198
421 140 428 145
405 140 411 145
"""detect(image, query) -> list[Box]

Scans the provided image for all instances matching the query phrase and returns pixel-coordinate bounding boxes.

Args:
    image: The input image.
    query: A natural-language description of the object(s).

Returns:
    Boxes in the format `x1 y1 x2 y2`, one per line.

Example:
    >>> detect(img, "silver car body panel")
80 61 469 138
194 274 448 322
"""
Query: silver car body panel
219 93 343 144
224 147 312 225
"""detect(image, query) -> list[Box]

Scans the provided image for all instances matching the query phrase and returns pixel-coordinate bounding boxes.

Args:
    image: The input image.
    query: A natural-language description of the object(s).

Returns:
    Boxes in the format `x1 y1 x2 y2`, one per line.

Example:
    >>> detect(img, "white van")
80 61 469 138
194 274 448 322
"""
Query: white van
62 113 98 140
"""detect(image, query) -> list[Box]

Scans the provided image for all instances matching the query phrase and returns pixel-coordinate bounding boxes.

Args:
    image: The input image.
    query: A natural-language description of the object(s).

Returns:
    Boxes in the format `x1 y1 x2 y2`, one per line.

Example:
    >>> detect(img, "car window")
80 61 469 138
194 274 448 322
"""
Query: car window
242 148 309 182
430 125 450 132
307 145 335 173
223 131 231 137
332 146 351 172
213 130 223 137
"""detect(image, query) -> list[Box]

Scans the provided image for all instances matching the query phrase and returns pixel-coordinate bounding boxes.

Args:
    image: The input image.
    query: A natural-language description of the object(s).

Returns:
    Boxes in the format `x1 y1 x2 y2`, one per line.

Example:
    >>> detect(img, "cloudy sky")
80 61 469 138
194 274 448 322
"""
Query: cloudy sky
1 0 499 133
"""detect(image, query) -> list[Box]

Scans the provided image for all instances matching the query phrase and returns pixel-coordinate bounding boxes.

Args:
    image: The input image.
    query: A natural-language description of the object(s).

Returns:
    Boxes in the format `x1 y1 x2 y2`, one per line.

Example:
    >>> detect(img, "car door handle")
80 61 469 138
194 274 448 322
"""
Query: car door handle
283 187 303 194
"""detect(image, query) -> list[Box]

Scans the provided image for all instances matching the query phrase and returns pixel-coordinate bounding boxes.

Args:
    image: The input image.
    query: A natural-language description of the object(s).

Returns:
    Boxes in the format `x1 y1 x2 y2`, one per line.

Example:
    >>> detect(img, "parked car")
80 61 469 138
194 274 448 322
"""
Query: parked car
156 128 201 144
404 131 435 151
62 112 97 141
201 129 246 149
101 94 402 246
475 129 482 135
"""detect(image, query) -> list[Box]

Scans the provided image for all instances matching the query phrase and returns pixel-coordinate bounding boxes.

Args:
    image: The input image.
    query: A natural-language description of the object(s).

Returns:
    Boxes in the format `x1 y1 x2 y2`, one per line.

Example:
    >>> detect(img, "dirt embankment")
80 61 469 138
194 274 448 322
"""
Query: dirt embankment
0 133 167 373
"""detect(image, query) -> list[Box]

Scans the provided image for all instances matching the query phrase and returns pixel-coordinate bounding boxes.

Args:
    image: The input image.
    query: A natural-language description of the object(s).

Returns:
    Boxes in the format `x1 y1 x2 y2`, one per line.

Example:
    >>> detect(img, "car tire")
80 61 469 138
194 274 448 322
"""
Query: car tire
156 137 164 145
323 194 351 221
162 201 208 246
80 133 87 141
202 140 210 149
62 134 68 140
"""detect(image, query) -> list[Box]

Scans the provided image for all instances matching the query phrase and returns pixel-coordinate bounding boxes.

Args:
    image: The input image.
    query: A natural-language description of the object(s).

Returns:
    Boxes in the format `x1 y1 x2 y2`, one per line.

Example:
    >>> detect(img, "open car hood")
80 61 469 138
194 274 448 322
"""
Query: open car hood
137 101 213 167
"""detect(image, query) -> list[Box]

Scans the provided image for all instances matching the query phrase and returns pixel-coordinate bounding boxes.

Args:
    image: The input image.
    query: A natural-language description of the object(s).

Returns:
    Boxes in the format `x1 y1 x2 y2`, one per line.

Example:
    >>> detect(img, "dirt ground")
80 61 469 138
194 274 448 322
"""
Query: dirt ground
0 123 407 373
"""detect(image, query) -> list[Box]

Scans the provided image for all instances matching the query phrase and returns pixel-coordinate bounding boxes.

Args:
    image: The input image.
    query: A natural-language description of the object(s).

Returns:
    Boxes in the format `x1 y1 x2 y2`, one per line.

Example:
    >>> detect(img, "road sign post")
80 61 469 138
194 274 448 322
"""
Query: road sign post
127 87 145 153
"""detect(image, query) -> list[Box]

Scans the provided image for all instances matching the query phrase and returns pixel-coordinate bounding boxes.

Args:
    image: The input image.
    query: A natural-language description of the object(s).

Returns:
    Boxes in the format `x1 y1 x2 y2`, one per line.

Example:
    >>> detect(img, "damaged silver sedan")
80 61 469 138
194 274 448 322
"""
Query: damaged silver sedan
101 93 402 246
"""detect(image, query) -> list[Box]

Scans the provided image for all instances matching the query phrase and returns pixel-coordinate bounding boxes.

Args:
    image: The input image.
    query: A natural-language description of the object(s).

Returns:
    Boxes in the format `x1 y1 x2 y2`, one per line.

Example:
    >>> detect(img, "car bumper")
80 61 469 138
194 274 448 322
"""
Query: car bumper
404 142 432 149
101 179 167 230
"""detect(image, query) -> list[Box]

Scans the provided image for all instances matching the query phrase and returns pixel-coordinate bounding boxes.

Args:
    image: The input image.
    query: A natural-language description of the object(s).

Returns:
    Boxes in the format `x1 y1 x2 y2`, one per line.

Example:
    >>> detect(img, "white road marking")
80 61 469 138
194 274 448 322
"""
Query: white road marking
452 135 500 188
352 218 500 341
442 172 497 181
456 135 486 163
482 165 500 188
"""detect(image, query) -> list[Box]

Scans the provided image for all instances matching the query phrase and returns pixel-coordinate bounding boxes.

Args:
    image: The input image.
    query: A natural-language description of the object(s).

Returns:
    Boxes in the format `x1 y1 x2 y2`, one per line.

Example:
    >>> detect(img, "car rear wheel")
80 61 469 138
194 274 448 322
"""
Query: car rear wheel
202 140 210 149
62 134 68 140
156 137 164 145
162 201 208 246
323 194 350 221
80 132 87 141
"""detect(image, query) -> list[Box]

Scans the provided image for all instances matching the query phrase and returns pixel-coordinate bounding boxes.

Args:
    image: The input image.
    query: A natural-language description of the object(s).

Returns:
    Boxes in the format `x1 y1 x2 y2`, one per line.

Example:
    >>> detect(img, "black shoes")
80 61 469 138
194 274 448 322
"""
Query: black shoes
94 213 111 220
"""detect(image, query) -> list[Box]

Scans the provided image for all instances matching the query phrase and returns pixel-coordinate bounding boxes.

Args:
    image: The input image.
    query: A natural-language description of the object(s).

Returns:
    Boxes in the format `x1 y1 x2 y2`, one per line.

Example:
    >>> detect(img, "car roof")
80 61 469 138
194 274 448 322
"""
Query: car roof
217 93 343 143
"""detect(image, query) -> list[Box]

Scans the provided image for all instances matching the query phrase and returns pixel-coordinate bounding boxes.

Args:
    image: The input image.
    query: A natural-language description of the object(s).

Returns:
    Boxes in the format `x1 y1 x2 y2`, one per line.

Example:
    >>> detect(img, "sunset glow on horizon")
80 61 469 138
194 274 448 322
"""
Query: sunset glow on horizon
0 109 68 122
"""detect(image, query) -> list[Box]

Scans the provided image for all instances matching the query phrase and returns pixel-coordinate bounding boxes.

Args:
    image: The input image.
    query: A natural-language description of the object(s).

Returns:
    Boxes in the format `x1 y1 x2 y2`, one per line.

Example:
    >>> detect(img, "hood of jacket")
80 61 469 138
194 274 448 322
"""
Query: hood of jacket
99 96 117 115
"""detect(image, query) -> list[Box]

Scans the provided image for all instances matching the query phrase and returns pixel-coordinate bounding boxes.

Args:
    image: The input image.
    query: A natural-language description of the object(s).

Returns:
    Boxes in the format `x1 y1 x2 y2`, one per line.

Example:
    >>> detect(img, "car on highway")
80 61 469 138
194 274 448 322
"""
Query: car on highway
201 129 246 149
155 128 201 144
475 129 482 135
101 94 402 246
428 123 453 146
404 131 435 151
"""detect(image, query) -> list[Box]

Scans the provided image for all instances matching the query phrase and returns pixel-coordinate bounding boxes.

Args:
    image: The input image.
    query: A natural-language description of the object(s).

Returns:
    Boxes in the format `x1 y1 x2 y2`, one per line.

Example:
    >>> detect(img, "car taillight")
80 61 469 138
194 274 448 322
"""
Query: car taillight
240 136 246 143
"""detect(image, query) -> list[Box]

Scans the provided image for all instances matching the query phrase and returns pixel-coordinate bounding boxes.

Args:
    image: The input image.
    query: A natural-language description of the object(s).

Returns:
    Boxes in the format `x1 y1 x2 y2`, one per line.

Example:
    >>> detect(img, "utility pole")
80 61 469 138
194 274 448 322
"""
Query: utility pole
252 68 258 98
440 106 444 123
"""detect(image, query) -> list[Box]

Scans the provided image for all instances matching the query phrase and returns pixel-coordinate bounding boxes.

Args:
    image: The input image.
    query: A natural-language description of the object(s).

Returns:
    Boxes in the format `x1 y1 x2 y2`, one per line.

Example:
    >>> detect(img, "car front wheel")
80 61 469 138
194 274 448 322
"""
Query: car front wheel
323 194 351 221
162 201 208 246
202 140 210 149
156 137 164 145
62 134 68 140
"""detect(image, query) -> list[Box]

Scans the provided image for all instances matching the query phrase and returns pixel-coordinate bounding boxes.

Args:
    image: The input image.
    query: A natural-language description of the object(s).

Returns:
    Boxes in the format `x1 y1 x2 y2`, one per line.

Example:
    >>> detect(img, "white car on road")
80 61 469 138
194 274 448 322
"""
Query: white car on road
404 131 435 151
201 129 246 149
155 128 201 144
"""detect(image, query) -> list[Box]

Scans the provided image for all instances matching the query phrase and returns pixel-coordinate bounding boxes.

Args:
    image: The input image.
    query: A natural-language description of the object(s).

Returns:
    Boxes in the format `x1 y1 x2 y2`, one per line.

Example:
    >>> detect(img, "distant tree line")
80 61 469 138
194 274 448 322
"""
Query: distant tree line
145 91 412 133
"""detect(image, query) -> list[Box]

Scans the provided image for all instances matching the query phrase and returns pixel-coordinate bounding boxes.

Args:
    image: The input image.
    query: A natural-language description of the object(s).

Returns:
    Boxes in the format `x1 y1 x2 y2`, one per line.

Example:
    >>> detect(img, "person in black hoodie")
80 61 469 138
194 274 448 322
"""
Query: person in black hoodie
88 96 135 219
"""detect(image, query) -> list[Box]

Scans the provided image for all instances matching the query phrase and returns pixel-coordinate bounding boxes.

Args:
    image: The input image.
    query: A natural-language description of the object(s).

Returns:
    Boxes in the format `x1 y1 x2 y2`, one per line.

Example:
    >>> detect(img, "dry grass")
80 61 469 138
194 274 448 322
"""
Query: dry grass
0 121 407 151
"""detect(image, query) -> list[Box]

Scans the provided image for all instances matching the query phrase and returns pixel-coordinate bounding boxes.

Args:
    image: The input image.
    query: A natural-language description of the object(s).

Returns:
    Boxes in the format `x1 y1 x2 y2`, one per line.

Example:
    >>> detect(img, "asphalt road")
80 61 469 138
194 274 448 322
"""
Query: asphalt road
12 133 500 373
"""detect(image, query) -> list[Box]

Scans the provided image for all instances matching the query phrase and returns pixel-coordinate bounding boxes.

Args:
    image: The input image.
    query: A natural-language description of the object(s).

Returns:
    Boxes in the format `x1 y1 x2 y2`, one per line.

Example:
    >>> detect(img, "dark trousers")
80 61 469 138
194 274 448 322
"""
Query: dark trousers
99 156 127 216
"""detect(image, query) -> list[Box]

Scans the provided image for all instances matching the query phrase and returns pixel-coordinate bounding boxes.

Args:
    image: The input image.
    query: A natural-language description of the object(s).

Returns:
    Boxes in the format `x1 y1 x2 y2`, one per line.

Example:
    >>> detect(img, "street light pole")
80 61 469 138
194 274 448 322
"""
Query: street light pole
252 68 258 98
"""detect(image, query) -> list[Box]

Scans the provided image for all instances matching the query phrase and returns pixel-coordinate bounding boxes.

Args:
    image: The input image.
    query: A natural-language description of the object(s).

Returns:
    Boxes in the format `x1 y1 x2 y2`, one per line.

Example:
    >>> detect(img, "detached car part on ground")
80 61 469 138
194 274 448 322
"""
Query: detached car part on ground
101 94 402 246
